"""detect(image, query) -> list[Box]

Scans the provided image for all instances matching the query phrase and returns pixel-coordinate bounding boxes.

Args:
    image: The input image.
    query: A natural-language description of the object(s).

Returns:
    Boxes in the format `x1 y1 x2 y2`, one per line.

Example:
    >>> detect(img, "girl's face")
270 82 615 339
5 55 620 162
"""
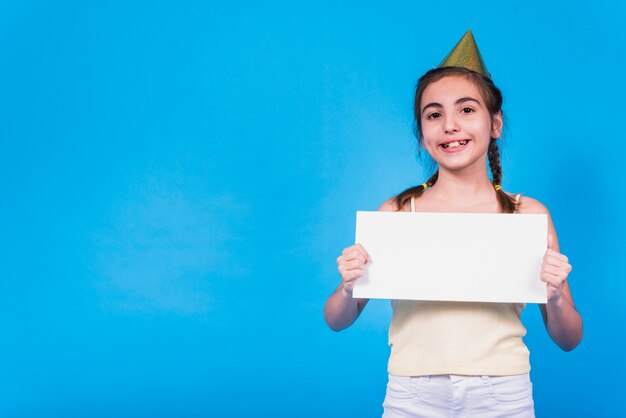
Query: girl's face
419 75 502 172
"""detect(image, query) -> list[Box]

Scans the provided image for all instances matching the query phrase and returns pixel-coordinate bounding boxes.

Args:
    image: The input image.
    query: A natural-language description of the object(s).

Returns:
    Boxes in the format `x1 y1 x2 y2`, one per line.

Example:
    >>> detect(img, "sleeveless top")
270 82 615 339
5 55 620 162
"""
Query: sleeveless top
387 194 530 376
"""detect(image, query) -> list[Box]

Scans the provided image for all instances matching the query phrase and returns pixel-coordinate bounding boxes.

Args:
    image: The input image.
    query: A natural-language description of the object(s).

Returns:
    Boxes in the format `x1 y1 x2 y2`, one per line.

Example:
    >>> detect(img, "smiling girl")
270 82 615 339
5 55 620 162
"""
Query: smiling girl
323 31 582 417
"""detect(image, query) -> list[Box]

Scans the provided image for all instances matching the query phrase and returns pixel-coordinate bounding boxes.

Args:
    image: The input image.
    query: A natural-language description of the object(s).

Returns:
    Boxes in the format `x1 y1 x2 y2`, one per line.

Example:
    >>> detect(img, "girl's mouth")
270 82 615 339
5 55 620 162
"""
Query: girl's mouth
440 139 470 152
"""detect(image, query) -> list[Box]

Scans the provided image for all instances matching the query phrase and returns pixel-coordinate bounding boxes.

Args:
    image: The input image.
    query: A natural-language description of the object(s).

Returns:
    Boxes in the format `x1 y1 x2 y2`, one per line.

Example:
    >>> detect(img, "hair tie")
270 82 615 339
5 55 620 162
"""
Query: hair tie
494 184 501 191
422 183 428 189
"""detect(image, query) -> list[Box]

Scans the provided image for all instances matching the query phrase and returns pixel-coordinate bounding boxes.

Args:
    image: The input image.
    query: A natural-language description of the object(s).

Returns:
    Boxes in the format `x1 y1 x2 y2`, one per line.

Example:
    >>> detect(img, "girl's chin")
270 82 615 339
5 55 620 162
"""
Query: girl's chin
433 155 488 172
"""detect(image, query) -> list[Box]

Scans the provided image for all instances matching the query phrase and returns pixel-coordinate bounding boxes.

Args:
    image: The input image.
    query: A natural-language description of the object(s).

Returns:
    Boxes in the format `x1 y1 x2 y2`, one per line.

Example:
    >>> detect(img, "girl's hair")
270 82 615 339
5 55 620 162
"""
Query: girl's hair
394 66 518 213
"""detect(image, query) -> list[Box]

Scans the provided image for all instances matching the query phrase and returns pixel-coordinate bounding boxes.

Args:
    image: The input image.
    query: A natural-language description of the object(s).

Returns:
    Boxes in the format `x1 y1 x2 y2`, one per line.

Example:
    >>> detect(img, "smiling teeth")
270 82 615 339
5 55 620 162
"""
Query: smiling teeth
442 140 468 149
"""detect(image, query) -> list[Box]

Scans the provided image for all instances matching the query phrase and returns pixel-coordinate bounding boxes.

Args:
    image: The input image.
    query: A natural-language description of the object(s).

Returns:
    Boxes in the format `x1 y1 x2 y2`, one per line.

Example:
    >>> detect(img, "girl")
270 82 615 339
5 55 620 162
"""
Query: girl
323 31 582 417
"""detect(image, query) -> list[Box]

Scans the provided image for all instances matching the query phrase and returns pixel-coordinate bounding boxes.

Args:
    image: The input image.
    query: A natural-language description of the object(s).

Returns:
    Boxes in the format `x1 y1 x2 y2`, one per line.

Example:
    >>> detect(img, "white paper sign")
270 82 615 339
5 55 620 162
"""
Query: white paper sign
352 211 548 303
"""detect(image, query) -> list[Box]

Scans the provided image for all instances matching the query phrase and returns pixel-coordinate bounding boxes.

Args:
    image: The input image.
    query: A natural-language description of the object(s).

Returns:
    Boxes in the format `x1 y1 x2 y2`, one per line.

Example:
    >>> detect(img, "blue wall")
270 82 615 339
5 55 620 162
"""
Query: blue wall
1 1 624 416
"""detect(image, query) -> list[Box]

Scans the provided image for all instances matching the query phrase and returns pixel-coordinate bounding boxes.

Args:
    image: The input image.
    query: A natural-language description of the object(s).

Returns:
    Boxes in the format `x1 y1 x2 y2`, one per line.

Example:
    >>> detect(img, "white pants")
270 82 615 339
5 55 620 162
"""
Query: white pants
382 374 535 418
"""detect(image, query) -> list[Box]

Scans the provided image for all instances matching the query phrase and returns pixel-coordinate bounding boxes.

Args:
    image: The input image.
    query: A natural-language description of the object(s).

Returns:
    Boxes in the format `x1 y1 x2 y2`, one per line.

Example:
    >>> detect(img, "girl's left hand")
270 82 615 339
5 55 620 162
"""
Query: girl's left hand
541 233 572 302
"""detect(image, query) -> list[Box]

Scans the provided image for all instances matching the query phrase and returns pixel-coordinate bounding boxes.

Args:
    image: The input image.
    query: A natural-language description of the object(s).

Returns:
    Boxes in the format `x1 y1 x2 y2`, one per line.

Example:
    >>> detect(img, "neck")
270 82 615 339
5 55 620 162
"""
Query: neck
429 161 495 205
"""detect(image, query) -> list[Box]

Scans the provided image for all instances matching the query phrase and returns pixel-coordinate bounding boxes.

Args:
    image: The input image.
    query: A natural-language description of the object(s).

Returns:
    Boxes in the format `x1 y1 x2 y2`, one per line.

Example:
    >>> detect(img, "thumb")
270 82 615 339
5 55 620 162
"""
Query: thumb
547 233 554 250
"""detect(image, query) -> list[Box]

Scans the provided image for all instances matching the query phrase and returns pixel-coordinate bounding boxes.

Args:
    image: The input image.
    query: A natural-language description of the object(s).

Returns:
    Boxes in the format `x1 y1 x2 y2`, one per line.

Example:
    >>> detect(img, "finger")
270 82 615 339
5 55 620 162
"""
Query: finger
541 258 572 274
343 251 366 265
345 259 365 270
541 269 564 283
343 244 366 257
342 247 367 263
344 269 364 282
547 233 554 250
544 253 570 268
542 264 565 277
540 271 562 286
339 263 364 276
545 261 572 277
354 243 370 262
544 250 568 264
544 261 571 275
338 253 359 266
548 250 568 263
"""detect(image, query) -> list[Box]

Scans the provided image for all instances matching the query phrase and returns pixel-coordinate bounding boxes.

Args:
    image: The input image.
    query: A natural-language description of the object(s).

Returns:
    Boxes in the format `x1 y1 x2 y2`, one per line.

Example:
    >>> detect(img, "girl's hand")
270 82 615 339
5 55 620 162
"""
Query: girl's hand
541 233 572 302
336 243 370 296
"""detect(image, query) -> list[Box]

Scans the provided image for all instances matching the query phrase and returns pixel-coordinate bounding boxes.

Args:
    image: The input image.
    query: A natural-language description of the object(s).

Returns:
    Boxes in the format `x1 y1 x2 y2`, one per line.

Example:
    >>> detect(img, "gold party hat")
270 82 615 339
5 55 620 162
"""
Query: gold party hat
439 30 490 77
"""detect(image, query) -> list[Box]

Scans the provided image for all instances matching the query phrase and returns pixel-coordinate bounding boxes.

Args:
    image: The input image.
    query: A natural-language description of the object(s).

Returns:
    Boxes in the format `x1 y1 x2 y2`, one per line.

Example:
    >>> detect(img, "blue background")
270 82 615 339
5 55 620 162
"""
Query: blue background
1 1 625 416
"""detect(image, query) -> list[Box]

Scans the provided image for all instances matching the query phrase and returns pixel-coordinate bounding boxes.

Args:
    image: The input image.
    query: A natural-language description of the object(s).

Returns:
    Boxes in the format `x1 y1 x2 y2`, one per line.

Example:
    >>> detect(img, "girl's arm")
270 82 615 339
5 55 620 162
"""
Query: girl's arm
520 197 583 351
324 281 369 332
539 225 583 351
324 198 397 331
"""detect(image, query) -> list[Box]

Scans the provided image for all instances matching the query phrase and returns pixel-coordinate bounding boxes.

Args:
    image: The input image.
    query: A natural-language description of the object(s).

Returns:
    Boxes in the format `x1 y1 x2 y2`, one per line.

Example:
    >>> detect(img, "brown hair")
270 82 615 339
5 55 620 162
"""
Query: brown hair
395 66 518 213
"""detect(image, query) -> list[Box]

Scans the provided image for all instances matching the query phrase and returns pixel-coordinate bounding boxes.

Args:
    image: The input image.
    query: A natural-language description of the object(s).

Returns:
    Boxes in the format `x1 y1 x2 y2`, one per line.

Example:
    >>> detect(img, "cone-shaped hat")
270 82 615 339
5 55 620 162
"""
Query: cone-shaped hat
439 30 489 77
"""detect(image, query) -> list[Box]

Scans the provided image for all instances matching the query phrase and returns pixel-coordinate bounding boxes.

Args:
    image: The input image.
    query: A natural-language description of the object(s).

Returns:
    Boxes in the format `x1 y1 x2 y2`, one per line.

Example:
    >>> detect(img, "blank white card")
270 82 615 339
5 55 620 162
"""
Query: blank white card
352 211 547 303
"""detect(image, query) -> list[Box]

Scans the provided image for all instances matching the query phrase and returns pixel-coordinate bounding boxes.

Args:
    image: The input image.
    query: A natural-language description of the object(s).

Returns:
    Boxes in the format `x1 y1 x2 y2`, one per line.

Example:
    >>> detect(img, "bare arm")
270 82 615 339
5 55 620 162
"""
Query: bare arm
323 282 369 332
323 198 397 331
520 197 583 351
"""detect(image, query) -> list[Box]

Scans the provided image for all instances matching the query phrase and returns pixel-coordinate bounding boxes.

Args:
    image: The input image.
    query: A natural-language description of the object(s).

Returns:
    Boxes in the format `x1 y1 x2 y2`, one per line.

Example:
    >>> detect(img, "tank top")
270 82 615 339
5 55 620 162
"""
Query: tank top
387 194 530 376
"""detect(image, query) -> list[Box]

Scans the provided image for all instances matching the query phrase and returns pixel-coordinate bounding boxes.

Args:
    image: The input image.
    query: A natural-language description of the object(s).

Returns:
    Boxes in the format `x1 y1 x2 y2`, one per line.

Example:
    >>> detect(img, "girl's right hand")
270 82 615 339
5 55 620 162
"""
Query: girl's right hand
336 243 370 295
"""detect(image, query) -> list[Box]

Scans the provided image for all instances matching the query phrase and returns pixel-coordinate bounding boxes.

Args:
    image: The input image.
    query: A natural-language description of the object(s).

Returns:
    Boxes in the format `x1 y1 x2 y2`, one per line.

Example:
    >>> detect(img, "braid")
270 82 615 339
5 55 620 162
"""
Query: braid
488 140 502 187
394 170 439 210
488 140 518 213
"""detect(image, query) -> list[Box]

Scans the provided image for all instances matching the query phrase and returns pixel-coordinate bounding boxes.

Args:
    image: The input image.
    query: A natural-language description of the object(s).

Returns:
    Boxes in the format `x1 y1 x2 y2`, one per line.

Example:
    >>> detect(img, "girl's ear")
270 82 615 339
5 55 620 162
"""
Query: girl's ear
491 111 503 138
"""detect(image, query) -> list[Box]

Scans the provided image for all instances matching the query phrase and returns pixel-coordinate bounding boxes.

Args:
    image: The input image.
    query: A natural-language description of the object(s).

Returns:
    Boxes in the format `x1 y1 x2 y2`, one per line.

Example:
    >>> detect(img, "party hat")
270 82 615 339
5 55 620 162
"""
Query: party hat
439 30 490 77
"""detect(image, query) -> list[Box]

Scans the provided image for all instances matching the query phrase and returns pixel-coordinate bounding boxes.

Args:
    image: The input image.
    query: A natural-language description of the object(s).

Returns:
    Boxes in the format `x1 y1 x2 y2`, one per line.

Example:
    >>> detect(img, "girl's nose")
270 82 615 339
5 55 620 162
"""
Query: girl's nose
444 115 460 134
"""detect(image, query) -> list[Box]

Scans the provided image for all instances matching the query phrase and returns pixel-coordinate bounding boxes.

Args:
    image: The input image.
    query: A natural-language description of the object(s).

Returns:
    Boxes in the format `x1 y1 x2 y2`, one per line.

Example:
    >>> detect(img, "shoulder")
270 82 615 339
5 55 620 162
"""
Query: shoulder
513 194 550 215
514 194 559 236
377 196 400 212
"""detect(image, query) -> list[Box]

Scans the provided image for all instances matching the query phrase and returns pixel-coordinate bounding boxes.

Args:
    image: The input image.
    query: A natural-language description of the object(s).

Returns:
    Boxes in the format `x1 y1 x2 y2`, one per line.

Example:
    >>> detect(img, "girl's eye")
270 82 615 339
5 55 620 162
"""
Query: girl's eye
461 107 474 114
427 112 441 119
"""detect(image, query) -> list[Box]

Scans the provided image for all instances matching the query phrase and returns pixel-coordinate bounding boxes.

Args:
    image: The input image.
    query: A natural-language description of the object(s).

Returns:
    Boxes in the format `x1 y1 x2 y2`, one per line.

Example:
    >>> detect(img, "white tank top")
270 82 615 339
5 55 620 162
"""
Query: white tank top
387 195 530 376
